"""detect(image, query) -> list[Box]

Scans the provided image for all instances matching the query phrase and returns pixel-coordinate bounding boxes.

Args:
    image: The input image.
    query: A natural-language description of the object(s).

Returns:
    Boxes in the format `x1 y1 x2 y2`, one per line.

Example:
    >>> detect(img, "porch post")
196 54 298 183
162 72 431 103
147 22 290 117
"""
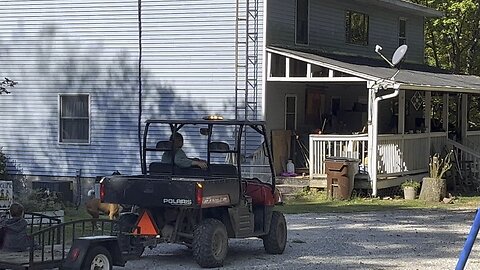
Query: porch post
367 81 377 195
398 90 405 134
461 93 468 143
443 93 448 132
425 91 431 133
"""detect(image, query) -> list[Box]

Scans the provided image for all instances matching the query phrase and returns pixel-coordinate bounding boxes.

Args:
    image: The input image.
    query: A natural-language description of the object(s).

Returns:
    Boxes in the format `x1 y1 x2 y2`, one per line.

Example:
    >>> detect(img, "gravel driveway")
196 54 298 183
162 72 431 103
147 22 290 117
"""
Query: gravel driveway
120 209 480 270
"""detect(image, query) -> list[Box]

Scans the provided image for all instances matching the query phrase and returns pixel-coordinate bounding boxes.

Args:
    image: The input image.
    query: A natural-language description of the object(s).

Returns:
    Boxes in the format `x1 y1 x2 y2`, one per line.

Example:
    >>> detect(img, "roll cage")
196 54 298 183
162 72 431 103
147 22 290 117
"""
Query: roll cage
140 119 276 192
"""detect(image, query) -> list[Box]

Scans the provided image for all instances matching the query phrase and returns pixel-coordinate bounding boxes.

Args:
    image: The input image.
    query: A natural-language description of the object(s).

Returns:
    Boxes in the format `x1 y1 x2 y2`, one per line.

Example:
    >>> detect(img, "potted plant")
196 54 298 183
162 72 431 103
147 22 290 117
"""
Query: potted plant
401 180 420 200
419 151 453 202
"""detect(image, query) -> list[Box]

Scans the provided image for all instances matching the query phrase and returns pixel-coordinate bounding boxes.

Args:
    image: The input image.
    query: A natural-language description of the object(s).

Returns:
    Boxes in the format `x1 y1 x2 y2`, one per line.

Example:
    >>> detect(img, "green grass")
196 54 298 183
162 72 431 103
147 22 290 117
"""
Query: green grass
277 190 480 214
61 193 480 218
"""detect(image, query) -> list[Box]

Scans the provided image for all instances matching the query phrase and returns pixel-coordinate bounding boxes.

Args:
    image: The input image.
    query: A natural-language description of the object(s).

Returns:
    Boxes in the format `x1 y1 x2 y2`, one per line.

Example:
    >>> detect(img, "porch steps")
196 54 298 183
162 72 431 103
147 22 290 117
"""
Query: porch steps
276 176 310 200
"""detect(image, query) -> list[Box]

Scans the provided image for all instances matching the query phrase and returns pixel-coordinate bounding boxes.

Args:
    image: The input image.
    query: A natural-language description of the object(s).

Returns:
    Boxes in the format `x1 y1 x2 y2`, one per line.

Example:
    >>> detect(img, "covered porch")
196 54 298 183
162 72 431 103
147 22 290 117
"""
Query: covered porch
265 46 480 196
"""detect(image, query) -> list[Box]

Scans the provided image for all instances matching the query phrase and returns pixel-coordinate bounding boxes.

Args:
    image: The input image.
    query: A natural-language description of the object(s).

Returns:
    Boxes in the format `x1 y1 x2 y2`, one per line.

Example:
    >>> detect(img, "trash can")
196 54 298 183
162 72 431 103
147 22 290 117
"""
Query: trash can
324 157 360 200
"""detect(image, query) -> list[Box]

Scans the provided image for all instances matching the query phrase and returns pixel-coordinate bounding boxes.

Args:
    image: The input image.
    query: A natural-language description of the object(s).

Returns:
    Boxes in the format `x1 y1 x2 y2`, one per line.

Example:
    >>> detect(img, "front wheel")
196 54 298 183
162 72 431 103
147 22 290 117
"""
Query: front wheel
82 245 112 270
263 211 287 254
192 219 228 268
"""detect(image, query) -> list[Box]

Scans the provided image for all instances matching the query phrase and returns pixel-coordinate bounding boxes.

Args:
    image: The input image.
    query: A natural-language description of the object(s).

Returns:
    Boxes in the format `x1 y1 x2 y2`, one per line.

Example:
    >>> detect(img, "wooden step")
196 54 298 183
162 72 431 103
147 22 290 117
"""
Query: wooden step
276 176 310 186
276 184 306 195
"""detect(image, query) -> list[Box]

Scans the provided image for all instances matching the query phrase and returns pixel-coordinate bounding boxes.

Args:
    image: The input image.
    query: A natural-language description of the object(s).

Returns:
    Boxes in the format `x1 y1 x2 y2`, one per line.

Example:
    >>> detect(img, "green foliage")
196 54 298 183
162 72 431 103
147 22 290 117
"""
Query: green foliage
293 187 328 202
401 179 421 190
412 0 480 75
17 189 65 212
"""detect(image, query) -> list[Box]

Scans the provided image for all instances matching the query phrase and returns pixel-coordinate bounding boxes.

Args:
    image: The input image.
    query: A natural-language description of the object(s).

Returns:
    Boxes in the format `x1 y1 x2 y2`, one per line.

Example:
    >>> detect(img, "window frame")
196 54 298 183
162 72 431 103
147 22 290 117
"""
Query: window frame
58 93 91 145
345 10 369 46
285 94 298 130
295 0 309 45
399 17 407 46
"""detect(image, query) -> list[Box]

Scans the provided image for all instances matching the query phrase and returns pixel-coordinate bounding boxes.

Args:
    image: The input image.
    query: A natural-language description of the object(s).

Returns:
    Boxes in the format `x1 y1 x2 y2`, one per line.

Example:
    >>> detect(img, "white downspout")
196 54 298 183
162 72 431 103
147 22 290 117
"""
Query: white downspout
368 81 401 197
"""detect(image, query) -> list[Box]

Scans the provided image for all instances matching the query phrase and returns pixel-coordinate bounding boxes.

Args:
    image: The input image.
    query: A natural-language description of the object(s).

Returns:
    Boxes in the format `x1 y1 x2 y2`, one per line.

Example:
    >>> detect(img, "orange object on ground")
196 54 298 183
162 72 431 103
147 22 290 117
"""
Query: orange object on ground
133 210 159 236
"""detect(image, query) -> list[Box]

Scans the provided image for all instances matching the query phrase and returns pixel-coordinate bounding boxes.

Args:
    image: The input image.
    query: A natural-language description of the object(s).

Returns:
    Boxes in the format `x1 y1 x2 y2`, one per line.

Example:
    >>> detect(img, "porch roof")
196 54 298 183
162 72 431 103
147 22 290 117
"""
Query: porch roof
267 46 480 94
353 0 443 17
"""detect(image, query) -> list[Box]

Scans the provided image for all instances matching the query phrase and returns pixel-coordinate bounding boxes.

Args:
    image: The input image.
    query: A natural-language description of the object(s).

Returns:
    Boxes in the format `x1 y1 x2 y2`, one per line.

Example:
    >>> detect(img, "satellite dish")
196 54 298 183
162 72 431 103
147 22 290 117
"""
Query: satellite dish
374 44 408 68
392 45 408 66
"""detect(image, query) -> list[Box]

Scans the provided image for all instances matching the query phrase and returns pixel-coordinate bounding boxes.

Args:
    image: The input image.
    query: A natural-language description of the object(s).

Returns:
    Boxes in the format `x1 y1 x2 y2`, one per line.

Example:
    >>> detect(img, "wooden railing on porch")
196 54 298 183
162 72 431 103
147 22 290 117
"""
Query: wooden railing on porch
309 134 368 178
377 132 447 176
466 130 480 152
309 132 448 179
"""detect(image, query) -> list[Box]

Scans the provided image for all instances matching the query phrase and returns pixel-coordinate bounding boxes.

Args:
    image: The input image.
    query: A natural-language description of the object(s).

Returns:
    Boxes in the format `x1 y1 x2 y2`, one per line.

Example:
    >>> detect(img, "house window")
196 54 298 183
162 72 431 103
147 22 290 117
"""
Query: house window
59 94 90 143
295 0 309 45
345 11 369 45
399 18 407 46
285 95 297 130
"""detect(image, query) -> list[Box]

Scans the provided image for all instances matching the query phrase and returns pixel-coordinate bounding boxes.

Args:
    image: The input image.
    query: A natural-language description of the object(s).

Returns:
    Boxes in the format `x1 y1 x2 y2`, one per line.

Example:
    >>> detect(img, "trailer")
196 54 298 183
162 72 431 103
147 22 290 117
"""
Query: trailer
0 212 131 270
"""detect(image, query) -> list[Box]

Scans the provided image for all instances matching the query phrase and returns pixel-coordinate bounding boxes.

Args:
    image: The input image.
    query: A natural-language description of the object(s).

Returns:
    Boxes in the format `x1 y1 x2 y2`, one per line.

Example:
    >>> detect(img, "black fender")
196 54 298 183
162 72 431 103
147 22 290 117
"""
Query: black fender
61 236 125 270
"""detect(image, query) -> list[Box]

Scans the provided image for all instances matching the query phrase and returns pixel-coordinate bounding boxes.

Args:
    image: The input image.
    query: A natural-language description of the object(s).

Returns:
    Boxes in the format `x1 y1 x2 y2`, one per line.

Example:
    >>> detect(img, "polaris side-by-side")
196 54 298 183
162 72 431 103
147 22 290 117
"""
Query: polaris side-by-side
100 118 287 268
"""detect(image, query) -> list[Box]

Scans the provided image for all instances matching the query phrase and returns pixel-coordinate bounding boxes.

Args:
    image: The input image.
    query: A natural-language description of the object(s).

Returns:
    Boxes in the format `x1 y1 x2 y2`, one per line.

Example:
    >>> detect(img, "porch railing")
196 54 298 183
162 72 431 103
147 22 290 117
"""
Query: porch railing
448 138 480 187
466 131 480 152
309 134 368 178
309 132 448 179
377 132 447 176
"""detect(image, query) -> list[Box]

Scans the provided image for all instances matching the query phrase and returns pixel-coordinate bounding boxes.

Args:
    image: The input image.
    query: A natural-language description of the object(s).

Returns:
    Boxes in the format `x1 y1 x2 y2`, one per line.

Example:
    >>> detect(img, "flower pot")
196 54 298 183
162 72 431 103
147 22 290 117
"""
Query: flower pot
403 186 416 200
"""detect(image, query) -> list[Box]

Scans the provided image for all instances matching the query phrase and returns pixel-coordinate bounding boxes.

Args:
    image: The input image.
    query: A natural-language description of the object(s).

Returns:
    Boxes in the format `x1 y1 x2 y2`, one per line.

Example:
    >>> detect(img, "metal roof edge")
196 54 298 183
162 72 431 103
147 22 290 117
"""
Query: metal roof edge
373 0 444 17
399 83 480 93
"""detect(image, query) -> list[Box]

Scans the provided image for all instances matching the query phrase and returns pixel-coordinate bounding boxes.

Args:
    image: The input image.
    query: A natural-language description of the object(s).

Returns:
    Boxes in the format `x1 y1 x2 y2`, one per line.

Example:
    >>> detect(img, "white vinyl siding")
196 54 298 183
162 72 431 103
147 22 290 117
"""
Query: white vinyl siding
0 0 141 176
0 0 265 177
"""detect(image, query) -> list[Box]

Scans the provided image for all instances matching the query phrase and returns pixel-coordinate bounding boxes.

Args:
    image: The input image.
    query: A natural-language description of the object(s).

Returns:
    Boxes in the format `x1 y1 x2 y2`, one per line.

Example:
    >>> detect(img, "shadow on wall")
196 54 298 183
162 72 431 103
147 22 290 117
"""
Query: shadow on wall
0 23 209 178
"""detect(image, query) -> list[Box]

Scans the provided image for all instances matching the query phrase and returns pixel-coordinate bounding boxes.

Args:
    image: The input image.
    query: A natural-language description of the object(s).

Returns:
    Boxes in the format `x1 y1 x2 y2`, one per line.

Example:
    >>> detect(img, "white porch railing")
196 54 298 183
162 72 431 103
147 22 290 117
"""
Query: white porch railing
309 134 368 178
309 132 448 179
377 132 447 176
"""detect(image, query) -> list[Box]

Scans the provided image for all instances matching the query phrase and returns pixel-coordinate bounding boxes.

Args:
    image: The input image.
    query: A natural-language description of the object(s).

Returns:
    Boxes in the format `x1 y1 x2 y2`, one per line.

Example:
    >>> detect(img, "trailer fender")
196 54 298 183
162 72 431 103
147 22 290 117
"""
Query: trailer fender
62 236 125 270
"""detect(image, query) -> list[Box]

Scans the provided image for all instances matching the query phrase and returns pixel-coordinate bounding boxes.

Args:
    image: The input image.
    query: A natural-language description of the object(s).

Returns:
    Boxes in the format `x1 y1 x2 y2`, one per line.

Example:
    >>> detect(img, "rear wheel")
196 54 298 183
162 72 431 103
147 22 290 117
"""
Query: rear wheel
192 219 228 268
263 211 287 254
115 213 145 259
82 245 112 270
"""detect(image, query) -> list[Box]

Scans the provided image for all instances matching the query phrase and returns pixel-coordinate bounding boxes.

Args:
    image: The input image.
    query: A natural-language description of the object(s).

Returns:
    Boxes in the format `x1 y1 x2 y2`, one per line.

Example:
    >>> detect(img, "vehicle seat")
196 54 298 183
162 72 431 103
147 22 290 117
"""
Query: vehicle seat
156 140 172 150
149 162 173 174
209 164 238 176
209 142 230 152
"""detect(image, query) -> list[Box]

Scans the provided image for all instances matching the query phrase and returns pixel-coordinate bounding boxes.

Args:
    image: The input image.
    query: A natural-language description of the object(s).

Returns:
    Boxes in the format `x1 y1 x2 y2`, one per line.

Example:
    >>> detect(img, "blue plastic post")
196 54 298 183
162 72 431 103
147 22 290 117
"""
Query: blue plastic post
456 209 480 270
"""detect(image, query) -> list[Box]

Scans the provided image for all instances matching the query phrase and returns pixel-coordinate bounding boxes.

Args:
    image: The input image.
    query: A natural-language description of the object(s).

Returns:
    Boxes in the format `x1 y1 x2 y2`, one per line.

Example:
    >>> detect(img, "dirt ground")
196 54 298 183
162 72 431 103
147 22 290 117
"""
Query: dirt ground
120 209 480 270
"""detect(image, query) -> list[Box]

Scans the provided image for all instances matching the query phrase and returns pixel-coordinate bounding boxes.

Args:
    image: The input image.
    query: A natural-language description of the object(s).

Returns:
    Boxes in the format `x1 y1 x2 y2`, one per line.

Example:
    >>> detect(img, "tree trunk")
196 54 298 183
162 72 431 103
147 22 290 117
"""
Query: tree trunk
419 177 447 202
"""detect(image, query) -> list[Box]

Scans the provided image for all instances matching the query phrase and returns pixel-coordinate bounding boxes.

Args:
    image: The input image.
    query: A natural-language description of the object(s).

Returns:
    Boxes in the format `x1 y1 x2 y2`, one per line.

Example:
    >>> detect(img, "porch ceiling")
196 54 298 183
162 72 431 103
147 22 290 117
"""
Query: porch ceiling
267 46 480 94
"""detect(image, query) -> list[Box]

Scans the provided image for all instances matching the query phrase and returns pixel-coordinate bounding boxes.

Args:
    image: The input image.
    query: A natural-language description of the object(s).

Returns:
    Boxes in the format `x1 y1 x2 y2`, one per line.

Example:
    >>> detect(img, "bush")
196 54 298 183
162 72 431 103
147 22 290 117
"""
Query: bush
0 148 7 180
16 189 65 212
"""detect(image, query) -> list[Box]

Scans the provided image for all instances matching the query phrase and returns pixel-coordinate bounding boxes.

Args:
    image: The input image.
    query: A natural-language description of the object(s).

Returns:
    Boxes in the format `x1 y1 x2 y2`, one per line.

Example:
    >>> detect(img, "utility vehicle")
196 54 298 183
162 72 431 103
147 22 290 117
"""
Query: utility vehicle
100 118 287 268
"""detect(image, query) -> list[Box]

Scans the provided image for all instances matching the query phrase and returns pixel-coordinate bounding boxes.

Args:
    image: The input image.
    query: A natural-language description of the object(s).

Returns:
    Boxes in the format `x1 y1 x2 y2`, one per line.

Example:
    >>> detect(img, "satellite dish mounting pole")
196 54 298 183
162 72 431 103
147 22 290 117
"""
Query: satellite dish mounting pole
368 44 408 197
